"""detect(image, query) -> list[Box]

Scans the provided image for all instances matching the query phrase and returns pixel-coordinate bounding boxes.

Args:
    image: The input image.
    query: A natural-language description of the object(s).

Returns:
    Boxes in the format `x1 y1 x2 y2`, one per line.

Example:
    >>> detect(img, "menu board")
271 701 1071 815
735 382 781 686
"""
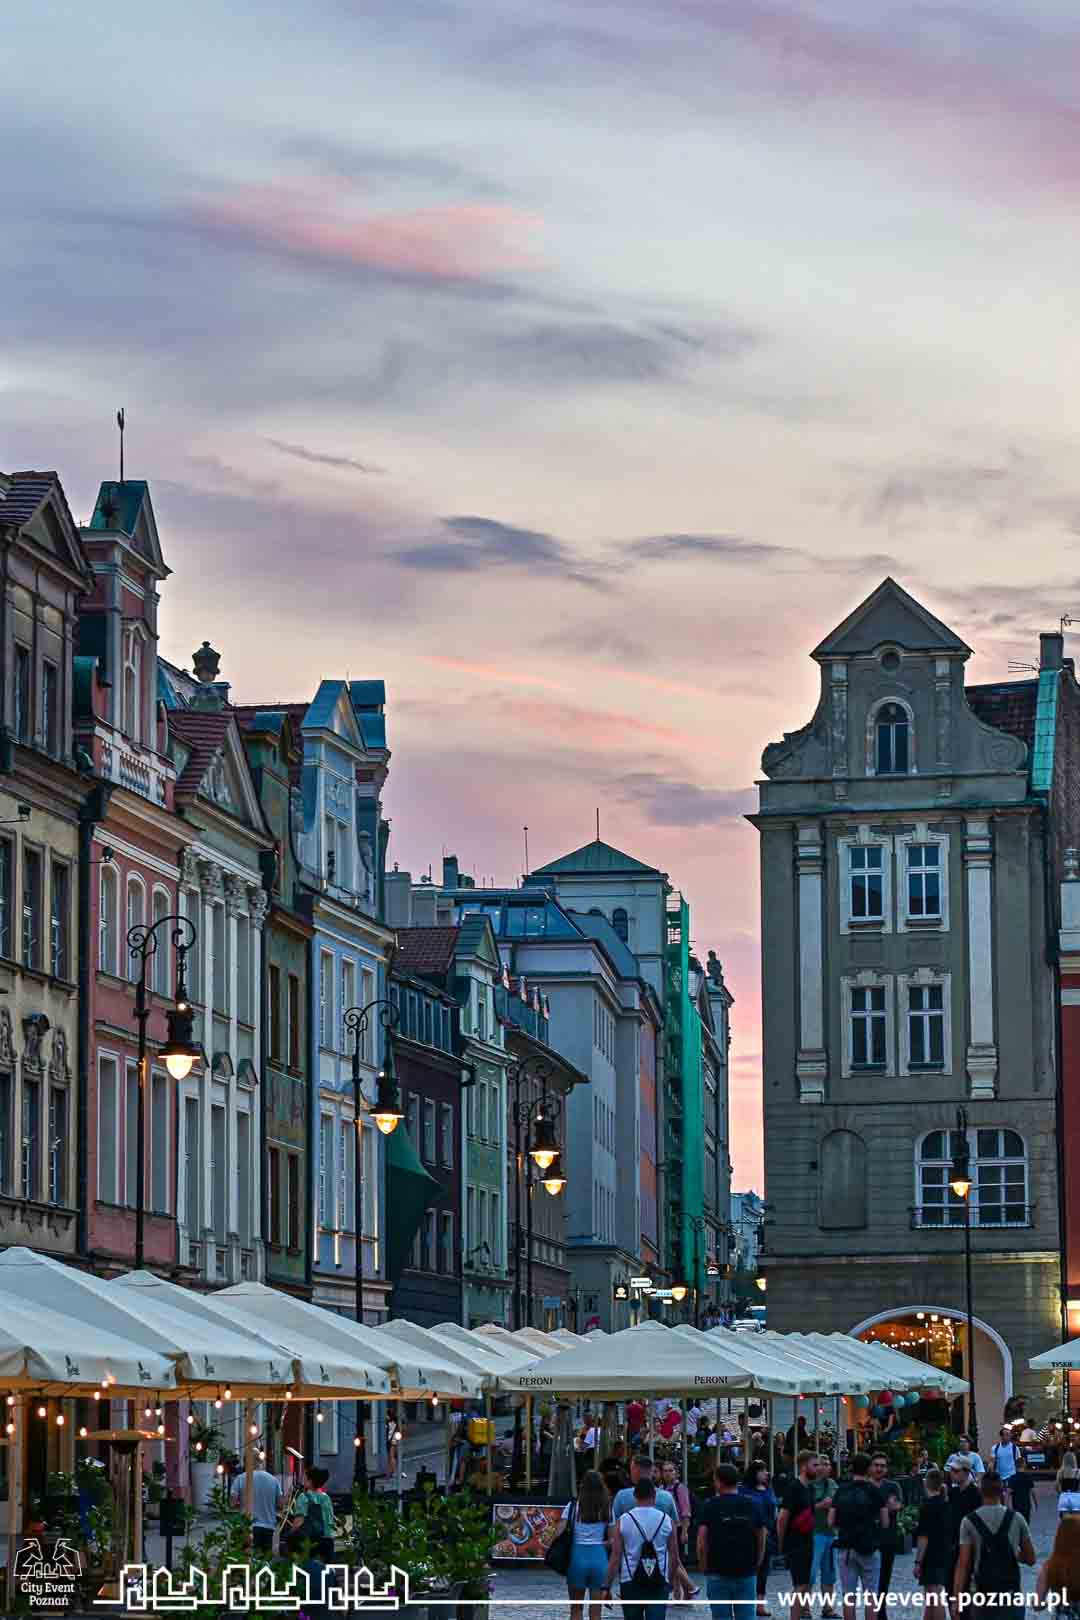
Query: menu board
491 1504 565 1561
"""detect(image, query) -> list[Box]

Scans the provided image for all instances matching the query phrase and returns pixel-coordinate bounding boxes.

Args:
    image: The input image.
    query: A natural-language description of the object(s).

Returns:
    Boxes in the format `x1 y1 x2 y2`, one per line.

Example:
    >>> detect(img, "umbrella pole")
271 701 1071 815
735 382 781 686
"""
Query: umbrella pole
445 1401 452 1487
243 1399 256 1518
484 1394 494 1498
681 1400 689 1487
6 1393 26 1602
648 1401 655 1464
525 1397 532 1493
396 1399 403 1502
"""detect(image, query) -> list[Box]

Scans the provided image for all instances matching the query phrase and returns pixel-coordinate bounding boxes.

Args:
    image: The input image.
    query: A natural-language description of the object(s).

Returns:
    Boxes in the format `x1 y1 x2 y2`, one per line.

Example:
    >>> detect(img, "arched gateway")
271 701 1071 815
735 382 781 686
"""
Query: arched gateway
850 1306 1011 1435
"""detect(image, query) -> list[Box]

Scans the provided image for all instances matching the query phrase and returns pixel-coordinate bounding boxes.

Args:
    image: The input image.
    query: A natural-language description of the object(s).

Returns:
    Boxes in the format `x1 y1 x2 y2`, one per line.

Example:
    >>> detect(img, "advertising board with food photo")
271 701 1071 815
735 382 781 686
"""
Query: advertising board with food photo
491 1504 565 1561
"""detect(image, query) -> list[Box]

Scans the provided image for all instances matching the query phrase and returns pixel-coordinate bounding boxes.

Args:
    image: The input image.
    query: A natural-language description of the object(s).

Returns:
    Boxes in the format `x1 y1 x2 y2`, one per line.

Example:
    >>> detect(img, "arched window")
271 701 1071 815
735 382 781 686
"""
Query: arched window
125 876 145 983
916 1128 1027 1228
151 887 170 995
612 907 629 944
99 866 118 974
122 632 142 743
874 701 911 775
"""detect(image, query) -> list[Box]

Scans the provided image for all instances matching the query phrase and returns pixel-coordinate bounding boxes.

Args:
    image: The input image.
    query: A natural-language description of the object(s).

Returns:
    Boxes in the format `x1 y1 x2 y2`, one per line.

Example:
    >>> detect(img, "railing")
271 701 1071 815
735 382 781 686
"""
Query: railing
910 1204 1033 1230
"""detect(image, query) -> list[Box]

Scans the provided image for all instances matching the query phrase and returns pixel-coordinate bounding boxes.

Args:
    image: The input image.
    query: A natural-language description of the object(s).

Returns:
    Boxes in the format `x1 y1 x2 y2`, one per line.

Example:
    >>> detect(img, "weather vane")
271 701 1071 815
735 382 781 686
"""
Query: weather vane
117 408 125 482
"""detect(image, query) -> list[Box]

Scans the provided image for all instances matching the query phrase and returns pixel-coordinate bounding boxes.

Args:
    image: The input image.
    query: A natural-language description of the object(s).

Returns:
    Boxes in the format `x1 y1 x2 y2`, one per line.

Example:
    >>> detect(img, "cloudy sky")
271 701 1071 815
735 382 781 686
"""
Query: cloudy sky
7 0 1080 1186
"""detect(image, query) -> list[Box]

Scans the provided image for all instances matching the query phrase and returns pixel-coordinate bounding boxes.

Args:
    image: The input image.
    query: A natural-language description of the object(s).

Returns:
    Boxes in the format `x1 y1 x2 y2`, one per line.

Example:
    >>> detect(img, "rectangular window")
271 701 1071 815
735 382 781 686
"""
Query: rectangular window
212 903 228 1012
423 1099 436 1164
849 846 884 922
422 1208 436 1271
151 1072 168 1212
907 844 941 919
237 1112 251 1247
48 1086 67 1205
49 862 69 979
477 1081 487 1143
13 646 30 744
477 1190 487 1264
339 1120 353 1232
490 1190 501 1268
125 1064 139 1207
319 1114 334 1227
268 964 282 1061
466 1082 476 1138
41 660 58 755
440 1103 454 1168
324 815 336 882
406 1092 420 1146
440 1211 454 1275
211 1105 226 1241
476 985 487 1041
287 974 301 1068
359 969 375 1057
183 1096 200 1232
319 952 333 1048
851 986 887 1068
341 960 355 1052
268 1146 281 1244
287 1153 300 1248
22 847 42 969
0 839 11 958
236 916 251 1024
99 1056 119 1202
467 1185 476 1255
22 1078 40 1200
909 984 945 1068
0 1072 9 1195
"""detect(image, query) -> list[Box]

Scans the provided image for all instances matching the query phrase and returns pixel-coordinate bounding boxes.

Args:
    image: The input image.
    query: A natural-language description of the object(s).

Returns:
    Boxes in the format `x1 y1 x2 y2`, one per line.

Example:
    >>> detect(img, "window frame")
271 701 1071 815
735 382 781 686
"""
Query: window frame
319 951 334 1050
0 837 11 960
125 875 146 984
915 1126 1029 1229
21 1075 41 1201
49 859 70 981
869 697 916 777
839 832 892 933
13 644 31 744
440 1102 454 1168
21 844 43 971
151 886 171 994
897 827 950 933
41 659 59 756
899 970 952 1076
268 963 282 1062
841 973 894 1078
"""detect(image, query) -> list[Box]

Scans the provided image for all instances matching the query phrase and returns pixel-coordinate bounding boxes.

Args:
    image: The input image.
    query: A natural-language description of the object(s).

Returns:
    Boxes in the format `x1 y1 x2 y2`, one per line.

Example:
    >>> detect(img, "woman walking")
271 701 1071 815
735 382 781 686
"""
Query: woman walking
741 1460 778 1616
552 1468 612 1620
913 1467 951 1610
1037 1516 1080 1608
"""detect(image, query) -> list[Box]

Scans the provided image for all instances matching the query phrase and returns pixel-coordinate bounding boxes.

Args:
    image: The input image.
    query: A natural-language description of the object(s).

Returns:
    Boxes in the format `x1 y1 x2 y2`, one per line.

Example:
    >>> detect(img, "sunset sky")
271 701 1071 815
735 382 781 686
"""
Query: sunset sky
7 0 1080 1187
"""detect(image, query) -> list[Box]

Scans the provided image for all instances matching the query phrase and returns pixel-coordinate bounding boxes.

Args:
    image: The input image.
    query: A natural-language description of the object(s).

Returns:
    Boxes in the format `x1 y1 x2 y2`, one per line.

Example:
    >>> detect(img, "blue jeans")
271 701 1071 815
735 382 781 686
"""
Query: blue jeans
813 1532 837 1589
706 1572 757 1620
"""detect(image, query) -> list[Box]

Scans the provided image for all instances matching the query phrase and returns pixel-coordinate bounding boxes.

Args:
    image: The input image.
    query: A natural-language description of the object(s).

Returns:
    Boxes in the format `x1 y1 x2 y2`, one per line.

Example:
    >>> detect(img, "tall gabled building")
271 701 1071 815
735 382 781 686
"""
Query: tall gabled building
753 578 1074 1422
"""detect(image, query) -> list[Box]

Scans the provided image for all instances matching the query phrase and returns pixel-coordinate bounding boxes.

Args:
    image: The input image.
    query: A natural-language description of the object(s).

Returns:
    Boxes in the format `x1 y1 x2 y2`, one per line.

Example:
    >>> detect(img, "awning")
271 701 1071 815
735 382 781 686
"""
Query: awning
385 1122 443 1285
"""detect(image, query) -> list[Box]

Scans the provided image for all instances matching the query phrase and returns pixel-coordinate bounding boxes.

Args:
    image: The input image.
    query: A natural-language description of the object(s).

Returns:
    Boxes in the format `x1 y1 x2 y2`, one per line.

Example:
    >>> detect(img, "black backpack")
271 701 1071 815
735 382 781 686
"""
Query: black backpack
707 1501 759 1577
969 1511 1020 1595
833 1481 879 1556
624 1510 668 1597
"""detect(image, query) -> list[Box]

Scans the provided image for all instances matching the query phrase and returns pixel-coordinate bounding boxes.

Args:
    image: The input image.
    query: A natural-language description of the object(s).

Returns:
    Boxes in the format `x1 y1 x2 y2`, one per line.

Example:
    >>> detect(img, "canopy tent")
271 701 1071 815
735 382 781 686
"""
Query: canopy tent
495 1322 806 1398
549 1329 587 1347
743 1330 898 1395
803 1333 968 1396
0 1287 175 1395
216 1282 482 1399
109 1270 391 1398
1032 1340 1080 1369
474 1324 567 1357
687 1325 858 1395
430 1322 543 1371
373 1320 532 1384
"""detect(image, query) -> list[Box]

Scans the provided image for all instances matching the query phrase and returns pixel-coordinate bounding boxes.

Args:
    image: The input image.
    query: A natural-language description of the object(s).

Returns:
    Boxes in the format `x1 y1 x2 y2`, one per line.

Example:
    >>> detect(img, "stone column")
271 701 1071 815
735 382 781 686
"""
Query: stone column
795 822 827 1103
248 887 268 1278
963 817 997 1098
198 860 224 1259
224 875 245 1258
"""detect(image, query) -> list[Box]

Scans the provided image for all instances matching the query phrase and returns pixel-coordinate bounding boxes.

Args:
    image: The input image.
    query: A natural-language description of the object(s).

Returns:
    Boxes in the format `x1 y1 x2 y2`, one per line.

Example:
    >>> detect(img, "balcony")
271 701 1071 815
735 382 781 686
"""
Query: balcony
909 1204 1033 1231
99 733 171 806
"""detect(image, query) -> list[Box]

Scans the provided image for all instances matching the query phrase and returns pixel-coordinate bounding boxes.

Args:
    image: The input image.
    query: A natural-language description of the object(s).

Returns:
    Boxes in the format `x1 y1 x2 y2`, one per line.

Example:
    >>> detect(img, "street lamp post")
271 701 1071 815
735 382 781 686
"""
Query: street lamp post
950 1105 978 1447
343 997 403 1484
127 914 201 1272
509 1057 566 1331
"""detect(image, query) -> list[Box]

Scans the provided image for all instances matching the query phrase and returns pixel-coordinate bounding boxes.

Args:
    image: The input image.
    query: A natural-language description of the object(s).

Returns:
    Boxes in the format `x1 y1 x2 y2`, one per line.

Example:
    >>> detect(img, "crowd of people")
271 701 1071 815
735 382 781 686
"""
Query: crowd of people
549 1431 1080 1619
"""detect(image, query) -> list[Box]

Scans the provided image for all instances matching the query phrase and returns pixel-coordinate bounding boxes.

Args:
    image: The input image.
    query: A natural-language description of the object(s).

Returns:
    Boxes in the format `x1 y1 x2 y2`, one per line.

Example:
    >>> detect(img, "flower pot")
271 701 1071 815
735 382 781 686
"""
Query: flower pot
190 1460 217 1511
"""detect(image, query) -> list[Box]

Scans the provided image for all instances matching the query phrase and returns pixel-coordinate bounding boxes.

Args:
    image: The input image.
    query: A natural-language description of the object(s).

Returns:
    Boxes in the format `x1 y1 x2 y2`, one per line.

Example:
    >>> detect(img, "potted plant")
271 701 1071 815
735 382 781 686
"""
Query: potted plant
189 1420 224 1511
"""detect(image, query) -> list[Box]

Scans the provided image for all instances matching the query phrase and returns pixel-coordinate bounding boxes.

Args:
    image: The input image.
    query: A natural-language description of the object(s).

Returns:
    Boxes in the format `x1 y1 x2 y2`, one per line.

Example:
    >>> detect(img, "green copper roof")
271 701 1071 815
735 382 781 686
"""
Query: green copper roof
87 480 149 535
530 838 660 876
1031 668 1059 796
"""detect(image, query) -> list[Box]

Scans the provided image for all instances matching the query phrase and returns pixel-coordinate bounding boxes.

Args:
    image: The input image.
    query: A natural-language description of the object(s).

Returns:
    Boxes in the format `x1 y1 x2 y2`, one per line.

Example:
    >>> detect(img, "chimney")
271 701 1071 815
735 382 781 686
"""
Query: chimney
442 854 459 890
1041 632 1064 672
384 869 412 928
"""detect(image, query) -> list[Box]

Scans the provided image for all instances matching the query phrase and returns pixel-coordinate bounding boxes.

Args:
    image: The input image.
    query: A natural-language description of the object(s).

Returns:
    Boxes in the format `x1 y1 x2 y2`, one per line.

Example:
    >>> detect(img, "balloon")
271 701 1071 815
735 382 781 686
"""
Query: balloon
856 1395 870 1409
880 1391 893 1405
872 1405 886 1420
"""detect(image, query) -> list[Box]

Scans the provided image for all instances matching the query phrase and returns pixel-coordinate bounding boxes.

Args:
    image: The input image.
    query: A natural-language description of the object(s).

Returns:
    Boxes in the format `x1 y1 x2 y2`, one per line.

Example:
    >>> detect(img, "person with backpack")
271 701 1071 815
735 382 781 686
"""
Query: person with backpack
605 1475 683 1620
868 1453 903 1596
828 1451 888 1610
696 1464 766 1620
287 1464 335 1560
953 1471 1035 1600
992 1426 1021 1504
778 1451 818 1620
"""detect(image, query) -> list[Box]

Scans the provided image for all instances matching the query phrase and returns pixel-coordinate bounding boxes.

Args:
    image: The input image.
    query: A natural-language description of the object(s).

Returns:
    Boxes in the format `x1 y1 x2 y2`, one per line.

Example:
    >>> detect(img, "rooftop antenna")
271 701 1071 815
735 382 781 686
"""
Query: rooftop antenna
595 807 600 842
1063 613 1074 637
1007 661 1038 673
523 825 529 873
116 408 125 482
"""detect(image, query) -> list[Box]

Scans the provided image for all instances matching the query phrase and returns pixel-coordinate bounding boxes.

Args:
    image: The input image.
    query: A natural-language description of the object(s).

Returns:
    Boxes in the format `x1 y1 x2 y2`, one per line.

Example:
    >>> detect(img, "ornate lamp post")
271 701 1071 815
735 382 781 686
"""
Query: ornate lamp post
127 914 201 1271
950 1105 978 1446
343 997 403 1485
509 1056 567 1331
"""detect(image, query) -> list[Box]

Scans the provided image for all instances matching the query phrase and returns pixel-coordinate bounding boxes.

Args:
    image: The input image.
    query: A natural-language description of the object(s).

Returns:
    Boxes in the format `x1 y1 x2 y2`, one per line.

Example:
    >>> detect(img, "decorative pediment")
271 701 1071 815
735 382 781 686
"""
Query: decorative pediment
813 578 970 661
303 680 368 757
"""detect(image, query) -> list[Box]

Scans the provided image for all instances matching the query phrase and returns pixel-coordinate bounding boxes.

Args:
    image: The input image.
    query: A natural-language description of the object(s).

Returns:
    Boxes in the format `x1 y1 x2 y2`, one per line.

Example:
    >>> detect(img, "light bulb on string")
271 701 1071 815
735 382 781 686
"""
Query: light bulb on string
79 1427 87 1439
186 1413 194 1426
354 1437 361 1448
36 1405 46 1419
258 1450 265 1462
249 1424 258 1437
216 1464 225 1475
223 1387 232 1400
5 1395 13 1408
93 1391 100 1402
5 1423 13 1436
214 1398 222 1411
56 1414 65 1427
157 1424 165 1436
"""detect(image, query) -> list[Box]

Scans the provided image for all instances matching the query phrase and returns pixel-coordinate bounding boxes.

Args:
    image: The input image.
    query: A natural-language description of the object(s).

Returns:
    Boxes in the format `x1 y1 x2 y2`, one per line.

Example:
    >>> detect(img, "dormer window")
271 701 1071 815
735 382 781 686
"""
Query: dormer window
122 632 142 743
874 702 910 775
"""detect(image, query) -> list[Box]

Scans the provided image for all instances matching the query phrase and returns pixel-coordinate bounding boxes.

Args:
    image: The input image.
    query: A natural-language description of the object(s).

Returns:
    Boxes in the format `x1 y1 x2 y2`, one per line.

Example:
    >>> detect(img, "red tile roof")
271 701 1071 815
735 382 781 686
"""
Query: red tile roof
394 927 460 977
168 708 233 797
966 679 1038 751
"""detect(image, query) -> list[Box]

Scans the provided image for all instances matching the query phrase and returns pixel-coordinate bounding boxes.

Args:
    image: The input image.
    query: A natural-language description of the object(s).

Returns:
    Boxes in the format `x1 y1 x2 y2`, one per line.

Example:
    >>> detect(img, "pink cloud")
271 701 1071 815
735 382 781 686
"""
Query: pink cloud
419 654 566 691
500 697 701 750
188 178 542 280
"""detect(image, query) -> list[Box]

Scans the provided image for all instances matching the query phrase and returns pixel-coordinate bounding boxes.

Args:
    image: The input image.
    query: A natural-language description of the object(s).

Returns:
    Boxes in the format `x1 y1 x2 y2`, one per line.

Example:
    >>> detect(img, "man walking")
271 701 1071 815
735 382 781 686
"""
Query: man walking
606 1475 682 1620
230 1460 283 1554
868 1453 902 1595
778 1452 817 1620
991 1427 1020 1504
697 1464 766 1620
953 1471 1035 1601
828 1452 888 1612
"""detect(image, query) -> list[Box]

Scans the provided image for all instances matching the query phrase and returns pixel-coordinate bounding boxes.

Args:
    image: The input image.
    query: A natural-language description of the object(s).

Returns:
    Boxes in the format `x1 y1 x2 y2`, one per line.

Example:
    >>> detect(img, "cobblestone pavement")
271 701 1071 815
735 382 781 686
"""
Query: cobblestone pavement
486 1492 1060 1619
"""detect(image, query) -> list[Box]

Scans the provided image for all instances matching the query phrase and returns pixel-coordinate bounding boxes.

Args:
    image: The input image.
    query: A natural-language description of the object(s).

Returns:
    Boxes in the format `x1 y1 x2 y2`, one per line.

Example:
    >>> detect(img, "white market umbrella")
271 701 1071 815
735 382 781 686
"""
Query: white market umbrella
217 1282 481 1399
851 1337 968 1396
0 1287 175 1395
432 1322 542 1370
747 1330 886 1395
1032 1340 1080 1369
375 1320 532 1385
548 1329 587 1347
688 1326 846 1395
496 1322 797 1399
475 1323 567 1356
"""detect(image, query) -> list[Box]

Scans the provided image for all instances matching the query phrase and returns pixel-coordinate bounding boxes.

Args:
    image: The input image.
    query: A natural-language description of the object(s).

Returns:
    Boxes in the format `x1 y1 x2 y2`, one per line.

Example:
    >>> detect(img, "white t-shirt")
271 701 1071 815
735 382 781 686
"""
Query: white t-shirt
1059 1490 1080 1517
619 1506 673 1582
991 1442 1019 1480
562 1503 610 1546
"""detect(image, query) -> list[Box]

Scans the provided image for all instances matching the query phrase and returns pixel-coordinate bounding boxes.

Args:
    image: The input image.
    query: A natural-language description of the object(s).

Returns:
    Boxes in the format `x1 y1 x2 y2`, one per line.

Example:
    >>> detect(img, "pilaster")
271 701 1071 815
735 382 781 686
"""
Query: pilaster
963 816 997 1098
795 821 827 1104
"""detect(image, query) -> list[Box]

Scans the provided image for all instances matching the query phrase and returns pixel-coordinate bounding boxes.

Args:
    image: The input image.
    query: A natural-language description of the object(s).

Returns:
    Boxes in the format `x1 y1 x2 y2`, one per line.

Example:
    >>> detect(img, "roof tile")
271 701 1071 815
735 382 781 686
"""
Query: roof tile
168 709 233 797
394 927 460 977
966 679 1038 751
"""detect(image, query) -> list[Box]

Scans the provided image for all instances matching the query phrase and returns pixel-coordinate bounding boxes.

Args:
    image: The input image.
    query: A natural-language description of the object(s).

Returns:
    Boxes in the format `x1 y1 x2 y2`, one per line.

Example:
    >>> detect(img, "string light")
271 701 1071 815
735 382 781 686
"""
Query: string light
214 1398 222 1411
194 1442 204 1453
186 1413 195 1426
258 1450 265 1462
157 1424 166 1436
55 1414 65 1427
223 1387 232 1400
36 1405 46 1419
353 1437 361 1448
5 1423 13 1436
216 1463 225 1475
5 1396 13 1408
249 1424 258 1437
93 1391 101 1402
79 1426 87 1439
144 1407 153 1419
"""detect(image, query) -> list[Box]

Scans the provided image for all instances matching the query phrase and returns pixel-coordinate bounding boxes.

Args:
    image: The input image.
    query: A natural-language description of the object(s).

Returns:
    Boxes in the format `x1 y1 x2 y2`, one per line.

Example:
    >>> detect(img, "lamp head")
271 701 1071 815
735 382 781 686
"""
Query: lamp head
671 1283 689 1303
371 1057 403 1135
529 1110 559 1171
161 1003 201 1081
